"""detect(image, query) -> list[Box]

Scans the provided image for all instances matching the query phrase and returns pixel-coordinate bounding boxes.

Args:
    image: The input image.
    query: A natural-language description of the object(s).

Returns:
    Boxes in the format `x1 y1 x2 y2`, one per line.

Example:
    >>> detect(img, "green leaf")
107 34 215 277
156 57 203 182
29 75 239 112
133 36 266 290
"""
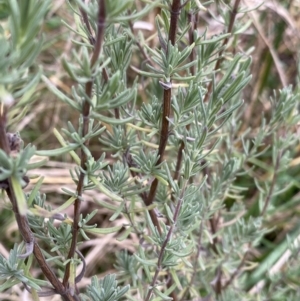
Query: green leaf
41 75 81 111
109 201 125 221
27 158 48 170
91 112 134 125
0 278 20 292
116 227 132 241
53 196 77 214
35 144 79 156
196 33 231 45
90 176 123 202
27 176 44 206
153 287 173 300
169 269 182 290
11 176 27 215
85 225 123 235
133 254 157 266
94 199 119 211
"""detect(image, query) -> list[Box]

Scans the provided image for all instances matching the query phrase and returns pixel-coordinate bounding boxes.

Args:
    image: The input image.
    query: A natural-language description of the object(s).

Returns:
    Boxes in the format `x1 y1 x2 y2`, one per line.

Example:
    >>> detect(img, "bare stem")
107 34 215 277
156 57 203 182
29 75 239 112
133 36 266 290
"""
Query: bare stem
63 0 106 287
145 0 181 231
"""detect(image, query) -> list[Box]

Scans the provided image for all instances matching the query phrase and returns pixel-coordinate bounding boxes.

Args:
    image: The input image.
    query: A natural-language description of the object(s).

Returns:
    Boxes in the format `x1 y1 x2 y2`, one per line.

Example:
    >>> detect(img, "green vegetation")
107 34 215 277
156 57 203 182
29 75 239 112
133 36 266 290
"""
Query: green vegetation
0 0 300 300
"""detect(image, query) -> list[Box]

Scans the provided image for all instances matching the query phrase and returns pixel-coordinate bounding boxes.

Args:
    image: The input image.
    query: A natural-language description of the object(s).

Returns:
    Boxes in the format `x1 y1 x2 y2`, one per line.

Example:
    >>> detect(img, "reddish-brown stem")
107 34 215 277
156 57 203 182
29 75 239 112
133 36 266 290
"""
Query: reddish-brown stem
80 8 119 120
145 0 181 220
144 0 182 234
204 0 241 102
143 2 184 300
144 89 171 213
0 113 77 300
63 0 106 287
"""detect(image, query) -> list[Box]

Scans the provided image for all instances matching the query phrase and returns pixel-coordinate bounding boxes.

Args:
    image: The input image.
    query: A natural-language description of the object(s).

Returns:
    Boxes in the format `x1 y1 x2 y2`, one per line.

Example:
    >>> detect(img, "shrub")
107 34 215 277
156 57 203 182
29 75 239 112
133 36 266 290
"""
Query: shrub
0 0 299 300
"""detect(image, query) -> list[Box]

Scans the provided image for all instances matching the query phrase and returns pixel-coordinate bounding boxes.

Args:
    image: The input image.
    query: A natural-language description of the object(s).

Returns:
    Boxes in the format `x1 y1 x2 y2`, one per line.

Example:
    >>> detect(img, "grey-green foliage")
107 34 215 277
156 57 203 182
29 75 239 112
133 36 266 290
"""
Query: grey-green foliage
0 244 41 291
1 0 300 300
82 274 129 301
114 251 140 286
0 0 46 124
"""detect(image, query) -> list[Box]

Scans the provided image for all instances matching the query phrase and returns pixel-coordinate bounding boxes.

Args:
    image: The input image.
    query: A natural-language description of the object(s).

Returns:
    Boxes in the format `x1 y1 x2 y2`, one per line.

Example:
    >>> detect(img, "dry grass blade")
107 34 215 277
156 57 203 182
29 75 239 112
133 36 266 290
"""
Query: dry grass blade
248 9 287 87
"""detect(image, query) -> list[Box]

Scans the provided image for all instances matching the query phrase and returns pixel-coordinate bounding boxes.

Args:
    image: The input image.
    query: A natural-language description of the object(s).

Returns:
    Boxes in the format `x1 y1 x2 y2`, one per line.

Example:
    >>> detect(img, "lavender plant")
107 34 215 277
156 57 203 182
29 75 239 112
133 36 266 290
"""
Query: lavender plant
0 0 299 301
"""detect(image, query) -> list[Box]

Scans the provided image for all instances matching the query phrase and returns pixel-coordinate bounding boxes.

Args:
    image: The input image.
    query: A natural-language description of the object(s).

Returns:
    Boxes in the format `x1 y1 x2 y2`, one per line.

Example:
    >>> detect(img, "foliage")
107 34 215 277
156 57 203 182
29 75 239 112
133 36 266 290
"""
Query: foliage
0 0 300 300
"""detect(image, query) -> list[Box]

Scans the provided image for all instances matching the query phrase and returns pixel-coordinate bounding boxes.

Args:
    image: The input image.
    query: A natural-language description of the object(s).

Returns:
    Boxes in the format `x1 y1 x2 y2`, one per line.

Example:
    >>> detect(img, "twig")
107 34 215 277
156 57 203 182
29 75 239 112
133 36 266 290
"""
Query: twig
144 180 188 301
204 0 241 103
0 110 76 300
127 1 185 239
170 9 198 300
145 0 181 231
79 5 119 119
142 5 183 298
79 5 95 45
63 0 106 287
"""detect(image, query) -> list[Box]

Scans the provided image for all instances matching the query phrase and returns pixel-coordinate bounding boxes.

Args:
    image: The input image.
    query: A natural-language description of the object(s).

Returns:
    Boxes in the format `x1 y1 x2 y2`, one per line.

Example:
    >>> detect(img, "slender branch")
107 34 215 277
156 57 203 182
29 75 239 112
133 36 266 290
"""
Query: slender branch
126 0 182 233
144 180 188 301
204 0 241 102
0 112 76 300
168 1 181 46
144 2 187 300
145 0 181 230
63 0 106 287
79 7 119 119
